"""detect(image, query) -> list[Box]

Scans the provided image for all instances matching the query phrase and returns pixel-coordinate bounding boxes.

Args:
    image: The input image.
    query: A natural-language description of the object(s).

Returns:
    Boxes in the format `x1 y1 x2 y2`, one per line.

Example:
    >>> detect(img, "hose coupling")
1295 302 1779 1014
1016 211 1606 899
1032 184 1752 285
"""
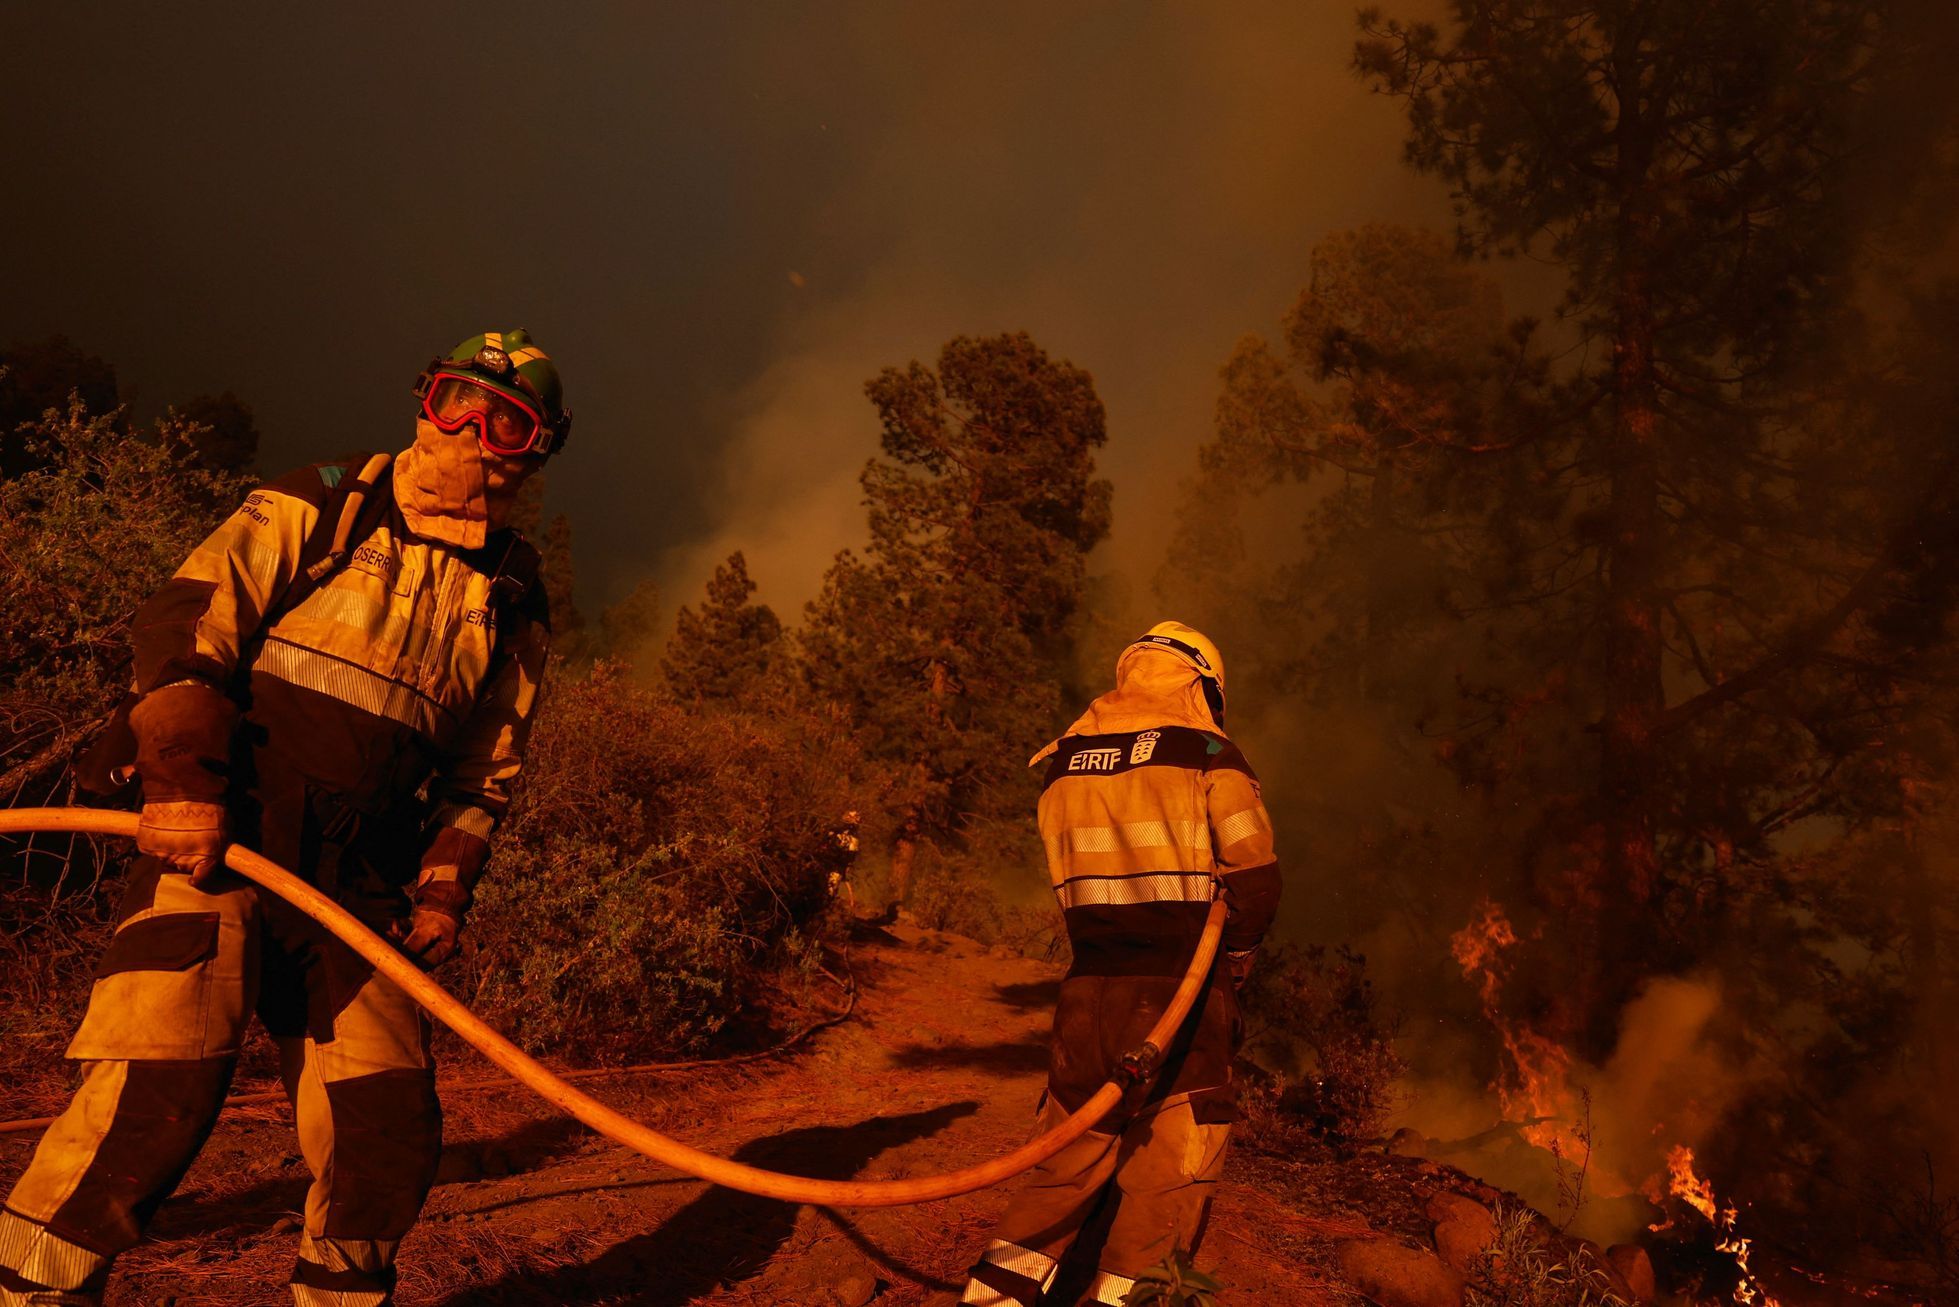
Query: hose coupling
1116 1041 1162 1086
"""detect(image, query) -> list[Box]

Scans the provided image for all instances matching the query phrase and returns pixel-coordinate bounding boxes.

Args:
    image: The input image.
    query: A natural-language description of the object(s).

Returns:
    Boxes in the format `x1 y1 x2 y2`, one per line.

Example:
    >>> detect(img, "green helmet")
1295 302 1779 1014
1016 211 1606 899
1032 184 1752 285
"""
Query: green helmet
414 327 572 456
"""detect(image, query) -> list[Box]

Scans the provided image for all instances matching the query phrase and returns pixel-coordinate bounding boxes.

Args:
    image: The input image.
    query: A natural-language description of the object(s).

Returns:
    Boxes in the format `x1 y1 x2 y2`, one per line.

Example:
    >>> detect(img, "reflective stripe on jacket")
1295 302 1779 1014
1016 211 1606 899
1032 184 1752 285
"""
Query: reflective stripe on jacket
1037 725 1281 1123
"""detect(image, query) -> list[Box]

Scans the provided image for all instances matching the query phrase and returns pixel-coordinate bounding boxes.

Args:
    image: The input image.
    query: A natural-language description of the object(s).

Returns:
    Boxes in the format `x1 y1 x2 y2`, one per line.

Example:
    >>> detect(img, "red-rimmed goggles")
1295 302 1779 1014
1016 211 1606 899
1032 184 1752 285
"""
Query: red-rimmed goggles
414 362 569 458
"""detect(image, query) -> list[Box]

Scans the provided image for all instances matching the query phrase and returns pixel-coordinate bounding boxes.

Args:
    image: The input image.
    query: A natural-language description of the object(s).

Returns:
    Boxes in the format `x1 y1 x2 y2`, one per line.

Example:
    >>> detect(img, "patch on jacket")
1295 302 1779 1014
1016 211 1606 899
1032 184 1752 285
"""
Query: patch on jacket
1044 727 1217 787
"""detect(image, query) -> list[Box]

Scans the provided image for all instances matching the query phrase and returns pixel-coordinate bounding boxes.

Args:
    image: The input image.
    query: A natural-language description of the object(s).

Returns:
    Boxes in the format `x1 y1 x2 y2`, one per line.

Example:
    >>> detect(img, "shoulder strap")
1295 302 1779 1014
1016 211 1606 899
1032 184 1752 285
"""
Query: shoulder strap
268 452 395 629
84 454 393 798
484 529 545 633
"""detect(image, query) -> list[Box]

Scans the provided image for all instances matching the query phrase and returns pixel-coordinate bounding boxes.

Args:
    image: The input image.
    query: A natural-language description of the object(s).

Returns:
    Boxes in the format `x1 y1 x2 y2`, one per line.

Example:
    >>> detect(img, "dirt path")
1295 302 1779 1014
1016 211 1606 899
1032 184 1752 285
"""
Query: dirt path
3 921 1352 1305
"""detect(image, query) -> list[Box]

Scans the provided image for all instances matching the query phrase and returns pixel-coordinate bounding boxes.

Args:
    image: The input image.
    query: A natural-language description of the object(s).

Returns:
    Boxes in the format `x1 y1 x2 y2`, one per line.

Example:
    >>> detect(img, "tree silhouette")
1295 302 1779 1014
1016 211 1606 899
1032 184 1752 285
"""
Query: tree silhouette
663 551 782 701
803 332 1111 903
1356 0 1926 1046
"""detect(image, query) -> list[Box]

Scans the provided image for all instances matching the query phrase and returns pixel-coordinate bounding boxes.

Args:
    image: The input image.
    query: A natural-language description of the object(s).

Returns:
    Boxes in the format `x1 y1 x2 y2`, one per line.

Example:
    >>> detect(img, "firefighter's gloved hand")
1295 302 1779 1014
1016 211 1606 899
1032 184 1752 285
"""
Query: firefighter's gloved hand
137 800 230 888
393 879 470 970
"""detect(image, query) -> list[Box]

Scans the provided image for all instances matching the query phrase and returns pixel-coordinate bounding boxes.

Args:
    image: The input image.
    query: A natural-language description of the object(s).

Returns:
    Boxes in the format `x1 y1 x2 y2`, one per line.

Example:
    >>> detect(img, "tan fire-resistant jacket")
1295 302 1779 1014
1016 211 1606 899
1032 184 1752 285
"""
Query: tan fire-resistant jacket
1030 648 1281 1124
129 455 549 867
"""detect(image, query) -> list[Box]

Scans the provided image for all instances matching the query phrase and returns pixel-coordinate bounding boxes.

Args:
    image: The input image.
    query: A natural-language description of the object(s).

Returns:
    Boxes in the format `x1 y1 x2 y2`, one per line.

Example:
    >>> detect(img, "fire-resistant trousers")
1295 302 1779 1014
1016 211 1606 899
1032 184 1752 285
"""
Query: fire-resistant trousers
960 1096 1231 1307
0 860 439 1307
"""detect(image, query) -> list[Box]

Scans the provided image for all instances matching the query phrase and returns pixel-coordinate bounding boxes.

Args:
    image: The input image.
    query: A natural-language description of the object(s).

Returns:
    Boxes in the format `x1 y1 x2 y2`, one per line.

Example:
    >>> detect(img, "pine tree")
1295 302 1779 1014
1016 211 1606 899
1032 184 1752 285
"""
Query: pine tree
662 551 782 701
1355 0 1915 1046
802 332 1111 902
597 578 662 669
1167 224 1538 707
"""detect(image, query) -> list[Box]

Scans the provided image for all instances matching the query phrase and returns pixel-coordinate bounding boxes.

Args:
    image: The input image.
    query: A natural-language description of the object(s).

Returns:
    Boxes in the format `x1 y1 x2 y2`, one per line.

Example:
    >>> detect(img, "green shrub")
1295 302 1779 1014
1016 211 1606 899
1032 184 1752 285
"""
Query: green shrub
903 814 1065 957
1466 1204 1630 1307
465 837 747 1059
1237 942 1406 1144
457 662 871 1060
1 404 250 1104
1124 1248 1225 1306
1 401 248 800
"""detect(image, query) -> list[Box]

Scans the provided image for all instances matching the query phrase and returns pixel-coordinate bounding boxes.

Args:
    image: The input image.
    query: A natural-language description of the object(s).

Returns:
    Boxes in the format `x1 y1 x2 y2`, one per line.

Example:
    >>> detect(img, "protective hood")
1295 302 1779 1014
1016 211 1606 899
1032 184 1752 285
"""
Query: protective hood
1029 642 1225 767
392 420 529 550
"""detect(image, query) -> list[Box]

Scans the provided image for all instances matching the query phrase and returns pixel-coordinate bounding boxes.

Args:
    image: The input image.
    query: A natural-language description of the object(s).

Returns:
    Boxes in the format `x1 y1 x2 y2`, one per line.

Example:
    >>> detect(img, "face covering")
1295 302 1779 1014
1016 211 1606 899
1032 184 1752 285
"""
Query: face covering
393 419 533 549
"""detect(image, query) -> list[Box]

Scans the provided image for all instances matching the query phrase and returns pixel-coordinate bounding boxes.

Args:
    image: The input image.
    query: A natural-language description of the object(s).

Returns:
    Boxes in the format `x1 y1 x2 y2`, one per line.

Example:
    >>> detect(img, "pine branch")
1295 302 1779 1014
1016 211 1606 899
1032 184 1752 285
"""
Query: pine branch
1654 462 1959 737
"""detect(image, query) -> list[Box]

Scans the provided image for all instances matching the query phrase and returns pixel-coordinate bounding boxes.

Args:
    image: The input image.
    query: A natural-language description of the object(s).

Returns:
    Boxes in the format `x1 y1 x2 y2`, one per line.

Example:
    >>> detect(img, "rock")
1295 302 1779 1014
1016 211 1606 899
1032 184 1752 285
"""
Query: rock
1387 1127 1430 1157
1424 1192 1492 1228
1432 1218 1496 1274
907 1025 944 1046
753 1244 880 1307
830 1270 879 1306
1336 1238 1467 1307
1607 1245 1657 1302
1423 1191 1498 1272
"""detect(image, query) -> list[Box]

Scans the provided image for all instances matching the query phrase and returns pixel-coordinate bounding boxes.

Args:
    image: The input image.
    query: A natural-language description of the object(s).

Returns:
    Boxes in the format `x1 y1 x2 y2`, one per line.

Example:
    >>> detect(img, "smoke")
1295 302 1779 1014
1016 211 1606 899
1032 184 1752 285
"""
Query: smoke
1393 974 1754 1246
654 1 1449 616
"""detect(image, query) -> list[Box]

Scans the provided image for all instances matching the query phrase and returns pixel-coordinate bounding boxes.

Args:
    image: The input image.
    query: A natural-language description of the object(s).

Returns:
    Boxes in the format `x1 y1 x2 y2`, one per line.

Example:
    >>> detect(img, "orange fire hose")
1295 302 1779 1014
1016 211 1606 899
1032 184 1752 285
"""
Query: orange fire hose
0 807 1225 1208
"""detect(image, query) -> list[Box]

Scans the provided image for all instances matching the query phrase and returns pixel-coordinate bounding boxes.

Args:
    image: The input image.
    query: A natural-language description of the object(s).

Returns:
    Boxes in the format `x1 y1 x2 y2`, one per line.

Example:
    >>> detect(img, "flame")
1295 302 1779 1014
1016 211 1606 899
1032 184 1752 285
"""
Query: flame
1654 1145 1782 1307
1449 900 1629 1193
1453 903 1788 1305
1664 1143 1718 1222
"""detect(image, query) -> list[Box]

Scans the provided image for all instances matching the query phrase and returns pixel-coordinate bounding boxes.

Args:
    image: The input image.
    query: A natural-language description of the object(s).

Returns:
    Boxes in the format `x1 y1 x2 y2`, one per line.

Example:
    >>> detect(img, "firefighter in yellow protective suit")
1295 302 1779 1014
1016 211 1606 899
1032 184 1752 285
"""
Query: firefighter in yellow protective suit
0 330 569 1307
961 623 1281 1307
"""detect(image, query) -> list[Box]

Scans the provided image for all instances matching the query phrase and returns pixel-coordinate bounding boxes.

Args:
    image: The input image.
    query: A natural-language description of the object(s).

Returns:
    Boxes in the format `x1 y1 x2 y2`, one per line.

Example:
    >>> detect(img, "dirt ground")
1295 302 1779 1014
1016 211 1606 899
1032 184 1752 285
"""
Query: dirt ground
2 920 1376 1306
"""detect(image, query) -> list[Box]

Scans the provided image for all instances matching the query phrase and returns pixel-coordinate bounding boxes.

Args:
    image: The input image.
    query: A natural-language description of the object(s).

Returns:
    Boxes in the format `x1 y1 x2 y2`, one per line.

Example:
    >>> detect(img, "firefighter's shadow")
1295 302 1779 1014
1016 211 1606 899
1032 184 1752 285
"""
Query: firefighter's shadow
889 1037 1050 1076
442 1101 979 1307
994 978 1061 1011
149 1115 589 1240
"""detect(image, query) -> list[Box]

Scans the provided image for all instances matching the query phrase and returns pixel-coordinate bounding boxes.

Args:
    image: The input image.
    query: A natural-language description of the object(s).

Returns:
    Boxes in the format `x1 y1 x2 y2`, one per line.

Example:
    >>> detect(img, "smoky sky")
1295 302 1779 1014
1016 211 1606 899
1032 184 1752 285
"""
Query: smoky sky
2 1 1455 615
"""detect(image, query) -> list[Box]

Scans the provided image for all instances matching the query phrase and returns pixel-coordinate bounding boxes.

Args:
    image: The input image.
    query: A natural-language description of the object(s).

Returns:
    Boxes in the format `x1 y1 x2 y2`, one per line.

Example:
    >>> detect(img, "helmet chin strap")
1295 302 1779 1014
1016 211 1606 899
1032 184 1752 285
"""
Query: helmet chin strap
1200 677 1226 729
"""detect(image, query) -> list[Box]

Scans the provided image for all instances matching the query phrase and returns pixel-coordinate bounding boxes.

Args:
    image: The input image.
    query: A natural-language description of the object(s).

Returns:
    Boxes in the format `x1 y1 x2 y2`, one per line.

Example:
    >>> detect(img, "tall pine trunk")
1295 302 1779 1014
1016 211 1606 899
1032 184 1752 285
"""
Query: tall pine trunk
1581 120 1668 1049
1361 457 1399 704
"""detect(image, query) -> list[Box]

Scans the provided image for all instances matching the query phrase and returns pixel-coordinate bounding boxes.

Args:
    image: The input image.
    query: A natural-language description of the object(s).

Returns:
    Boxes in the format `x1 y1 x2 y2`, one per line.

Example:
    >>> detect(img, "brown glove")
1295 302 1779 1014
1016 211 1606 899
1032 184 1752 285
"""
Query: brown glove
391 879 470 970
137 799 230 887
128 681 238 803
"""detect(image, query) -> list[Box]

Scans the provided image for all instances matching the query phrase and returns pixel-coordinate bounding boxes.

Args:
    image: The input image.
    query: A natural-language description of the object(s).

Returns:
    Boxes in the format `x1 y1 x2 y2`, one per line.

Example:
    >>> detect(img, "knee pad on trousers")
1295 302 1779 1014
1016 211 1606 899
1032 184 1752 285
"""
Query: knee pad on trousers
4 1059 232 1265
318 1069 440 1241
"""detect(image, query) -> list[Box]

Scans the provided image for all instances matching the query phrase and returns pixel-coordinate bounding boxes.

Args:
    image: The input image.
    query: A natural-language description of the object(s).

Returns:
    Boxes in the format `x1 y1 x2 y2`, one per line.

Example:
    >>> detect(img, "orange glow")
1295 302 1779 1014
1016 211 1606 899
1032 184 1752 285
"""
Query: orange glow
1664 1144 1717 1222
1655 1145 1782 1307
1449 900 1632 1194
